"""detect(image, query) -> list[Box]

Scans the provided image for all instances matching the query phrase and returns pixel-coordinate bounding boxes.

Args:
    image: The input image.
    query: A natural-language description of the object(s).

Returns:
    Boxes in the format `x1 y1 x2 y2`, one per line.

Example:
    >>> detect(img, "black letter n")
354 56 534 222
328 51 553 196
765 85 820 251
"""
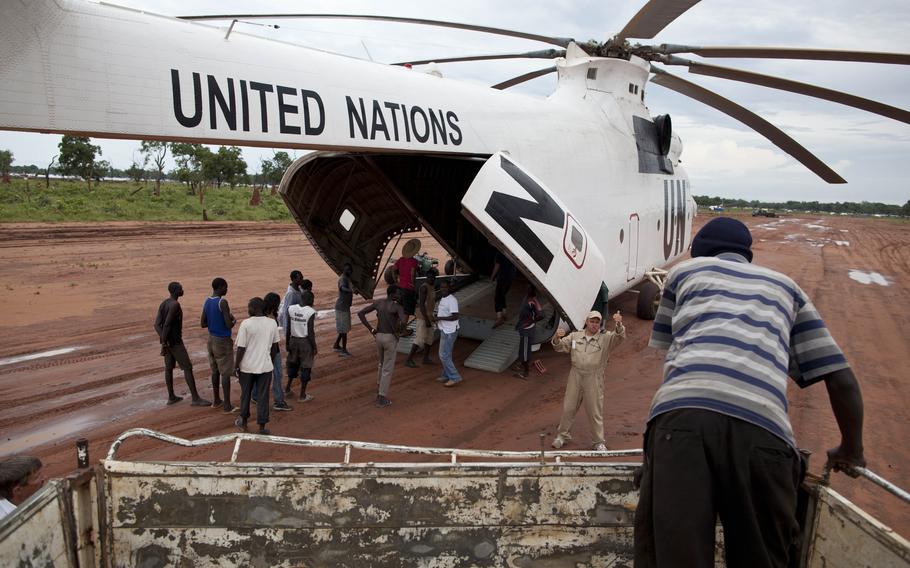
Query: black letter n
484 156 565 272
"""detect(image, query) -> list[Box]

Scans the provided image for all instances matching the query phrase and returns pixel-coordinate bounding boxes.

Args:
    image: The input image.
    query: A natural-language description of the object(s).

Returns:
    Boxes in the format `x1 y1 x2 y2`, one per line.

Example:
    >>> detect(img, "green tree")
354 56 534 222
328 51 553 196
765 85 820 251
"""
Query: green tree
126 162 145 184
261 151 292 191
140 140 169 196
171 143 211 194
92 160 111 183
211 146 247 188
902 200 910 217
0 149 13 183
58 136 101 190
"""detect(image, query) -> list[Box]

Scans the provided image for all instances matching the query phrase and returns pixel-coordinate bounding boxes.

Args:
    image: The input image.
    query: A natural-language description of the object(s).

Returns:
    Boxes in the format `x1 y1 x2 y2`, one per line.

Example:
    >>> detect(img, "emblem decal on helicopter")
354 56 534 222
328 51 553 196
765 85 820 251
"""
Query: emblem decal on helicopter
484 155 565 273
663 179 687 260
562 214 588 269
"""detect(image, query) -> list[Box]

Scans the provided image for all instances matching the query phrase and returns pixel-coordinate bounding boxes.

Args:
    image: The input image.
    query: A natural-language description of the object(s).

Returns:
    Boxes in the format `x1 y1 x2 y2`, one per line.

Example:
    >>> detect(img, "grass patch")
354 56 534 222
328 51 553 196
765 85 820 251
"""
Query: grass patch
0 180 293 222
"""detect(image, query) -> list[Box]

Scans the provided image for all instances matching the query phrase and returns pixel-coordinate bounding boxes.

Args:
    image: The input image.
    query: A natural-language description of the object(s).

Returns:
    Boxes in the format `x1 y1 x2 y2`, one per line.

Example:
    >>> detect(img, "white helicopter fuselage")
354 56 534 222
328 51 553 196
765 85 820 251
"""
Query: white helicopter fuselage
0 0 694 328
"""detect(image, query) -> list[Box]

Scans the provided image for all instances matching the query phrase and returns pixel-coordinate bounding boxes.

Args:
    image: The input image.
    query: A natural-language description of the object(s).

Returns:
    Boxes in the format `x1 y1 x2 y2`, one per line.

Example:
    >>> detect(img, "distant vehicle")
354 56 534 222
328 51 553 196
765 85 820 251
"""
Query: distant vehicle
752 209 778 217
708 205 725 212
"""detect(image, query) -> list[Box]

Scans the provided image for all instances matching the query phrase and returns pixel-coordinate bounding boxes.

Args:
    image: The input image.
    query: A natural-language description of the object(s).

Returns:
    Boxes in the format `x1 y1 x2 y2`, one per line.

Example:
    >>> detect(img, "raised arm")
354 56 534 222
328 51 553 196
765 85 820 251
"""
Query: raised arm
605 312 626 352
551 328 573 353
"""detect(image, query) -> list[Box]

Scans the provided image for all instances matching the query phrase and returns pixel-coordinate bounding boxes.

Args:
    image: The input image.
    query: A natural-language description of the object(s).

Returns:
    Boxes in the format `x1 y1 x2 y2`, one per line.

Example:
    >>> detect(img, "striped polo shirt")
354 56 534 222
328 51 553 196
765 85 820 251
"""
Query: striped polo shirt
648 252 850 448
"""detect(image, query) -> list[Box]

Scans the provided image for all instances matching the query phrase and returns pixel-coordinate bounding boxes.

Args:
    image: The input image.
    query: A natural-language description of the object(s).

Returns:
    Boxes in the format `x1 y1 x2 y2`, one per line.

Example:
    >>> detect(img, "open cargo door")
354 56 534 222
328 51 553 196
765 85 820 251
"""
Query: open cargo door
461 152 606 330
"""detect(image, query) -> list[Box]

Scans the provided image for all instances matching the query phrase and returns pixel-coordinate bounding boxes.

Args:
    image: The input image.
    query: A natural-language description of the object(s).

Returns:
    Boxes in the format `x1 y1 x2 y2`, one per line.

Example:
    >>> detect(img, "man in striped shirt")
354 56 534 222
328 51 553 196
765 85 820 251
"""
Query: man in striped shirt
634 217 865 568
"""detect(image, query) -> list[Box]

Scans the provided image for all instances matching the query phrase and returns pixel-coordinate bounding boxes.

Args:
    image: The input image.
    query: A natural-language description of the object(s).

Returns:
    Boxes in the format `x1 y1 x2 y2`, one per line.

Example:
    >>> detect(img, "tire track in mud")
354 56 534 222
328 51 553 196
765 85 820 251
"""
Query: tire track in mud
0 321 149 357
0 224 300 248
0 364 161 415
0 350 115 376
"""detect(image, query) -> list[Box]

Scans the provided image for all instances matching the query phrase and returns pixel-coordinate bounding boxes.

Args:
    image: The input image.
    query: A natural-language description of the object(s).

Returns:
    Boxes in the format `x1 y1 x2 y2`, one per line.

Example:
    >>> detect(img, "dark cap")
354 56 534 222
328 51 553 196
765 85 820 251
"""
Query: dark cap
691 217 753 262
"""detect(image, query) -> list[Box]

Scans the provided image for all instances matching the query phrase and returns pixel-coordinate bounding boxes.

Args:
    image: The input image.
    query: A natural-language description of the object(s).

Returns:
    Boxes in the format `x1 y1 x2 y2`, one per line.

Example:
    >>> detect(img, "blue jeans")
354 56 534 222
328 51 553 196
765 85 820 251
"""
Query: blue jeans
271 351 286 404
253 351 286 404
439 330 461 382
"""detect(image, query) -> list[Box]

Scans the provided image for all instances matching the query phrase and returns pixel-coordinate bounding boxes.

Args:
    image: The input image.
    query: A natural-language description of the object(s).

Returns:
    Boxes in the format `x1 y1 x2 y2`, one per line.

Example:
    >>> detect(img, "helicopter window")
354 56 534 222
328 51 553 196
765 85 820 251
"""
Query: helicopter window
570 226 584 251
619 228 624 244
587 68 597 80
339 208 356 232
629 83 635 93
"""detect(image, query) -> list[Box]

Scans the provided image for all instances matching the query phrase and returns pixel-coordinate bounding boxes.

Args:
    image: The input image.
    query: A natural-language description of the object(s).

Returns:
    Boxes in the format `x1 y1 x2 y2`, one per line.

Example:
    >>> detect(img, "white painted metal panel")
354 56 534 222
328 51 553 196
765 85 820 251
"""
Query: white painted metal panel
461 152 607 329
807 486 910 568
0 480 74 568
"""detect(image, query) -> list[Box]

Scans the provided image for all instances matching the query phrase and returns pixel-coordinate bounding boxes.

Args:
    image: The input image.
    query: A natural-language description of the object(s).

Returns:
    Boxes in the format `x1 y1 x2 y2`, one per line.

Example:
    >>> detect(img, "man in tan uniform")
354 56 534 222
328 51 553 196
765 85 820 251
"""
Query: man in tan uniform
551 310 625 451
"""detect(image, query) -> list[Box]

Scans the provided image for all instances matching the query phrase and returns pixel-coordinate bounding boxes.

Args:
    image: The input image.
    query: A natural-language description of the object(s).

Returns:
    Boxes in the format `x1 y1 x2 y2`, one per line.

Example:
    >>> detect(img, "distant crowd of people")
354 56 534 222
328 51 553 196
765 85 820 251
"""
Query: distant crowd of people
149 221 867 568
153 272 319 435
151 238 506 432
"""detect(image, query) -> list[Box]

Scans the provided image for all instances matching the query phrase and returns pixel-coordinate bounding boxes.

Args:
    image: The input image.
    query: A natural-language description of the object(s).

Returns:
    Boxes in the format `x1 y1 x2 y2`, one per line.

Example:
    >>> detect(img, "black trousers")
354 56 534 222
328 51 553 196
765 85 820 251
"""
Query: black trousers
634 408 802 568
518 327 534 363
239 371 271 425
494 278 512 313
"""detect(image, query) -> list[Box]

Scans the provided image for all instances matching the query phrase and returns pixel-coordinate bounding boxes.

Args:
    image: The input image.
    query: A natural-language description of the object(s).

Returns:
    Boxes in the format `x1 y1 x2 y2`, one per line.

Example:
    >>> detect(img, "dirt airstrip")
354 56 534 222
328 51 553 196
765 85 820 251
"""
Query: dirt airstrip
0 214 907 536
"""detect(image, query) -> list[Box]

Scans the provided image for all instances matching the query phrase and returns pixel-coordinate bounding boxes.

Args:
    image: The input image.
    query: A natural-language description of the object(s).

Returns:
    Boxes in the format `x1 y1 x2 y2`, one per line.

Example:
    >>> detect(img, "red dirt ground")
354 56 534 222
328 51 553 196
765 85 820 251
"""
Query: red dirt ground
0 214 907 536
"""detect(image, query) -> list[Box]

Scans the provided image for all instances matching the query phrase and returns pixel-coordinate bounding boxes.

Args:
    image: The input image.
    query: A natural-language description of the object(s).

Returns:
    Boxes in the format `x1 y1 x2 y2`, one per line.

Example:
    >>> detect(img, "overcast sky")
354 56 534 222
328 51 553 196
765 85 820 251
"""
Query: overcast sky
1 0 907 204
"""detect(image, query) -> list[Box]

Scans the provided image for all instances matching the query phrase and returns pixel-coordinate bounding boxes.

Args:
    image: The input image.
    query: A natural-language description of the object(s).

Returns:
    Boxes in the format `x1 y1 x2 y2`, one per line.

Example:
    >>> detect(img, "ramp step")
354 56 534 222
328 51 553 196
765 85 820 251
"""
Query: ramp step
453 280 493 307
463 327 520 373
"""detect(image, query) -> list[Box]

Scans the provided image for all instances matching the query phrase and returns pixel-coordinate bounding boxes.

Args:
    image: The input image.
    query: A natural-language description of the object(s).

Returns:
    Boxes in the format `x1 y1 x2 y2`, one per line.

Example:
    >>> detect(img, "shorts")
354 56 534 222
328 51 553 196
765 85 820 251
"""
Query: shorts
399 287 417 316
287 336 315 370
414 318 436 348
207 335 234 376
164 343 193 371
335 309 351 334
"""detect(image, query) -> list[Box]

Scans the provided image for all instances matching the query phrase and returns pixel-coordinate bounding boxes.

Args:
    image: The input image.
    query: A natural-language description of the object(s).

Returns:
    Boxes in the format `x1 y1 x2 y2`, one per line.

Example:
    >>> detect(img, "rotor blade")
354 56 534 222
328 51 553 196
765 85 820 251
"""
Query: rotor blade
660 45 910 65
178 13 574 48
394 49 565 67
649 67 847 183
492 66 557 90
616 0 702 40
660 56 910 124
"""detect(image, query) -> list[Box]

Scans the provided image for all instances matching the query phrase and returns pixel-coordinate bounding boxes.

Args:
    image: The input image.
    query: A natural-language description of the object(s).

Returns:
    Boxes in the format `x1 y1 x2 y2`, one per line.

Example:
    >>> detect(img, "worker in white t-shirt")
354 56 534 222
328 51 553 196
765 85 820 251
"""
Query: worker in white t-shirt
436 281 462 387
233 297 280 435
287 291 318 402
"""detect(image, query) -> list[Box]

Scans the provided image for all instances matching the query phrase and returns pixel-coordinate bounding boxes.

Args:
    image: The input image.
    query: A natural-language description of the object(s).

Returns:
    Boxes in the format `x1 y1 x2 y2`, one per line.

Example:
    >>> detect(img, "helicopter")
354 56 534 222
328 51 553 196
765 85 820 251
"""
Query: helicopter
1 0 907 330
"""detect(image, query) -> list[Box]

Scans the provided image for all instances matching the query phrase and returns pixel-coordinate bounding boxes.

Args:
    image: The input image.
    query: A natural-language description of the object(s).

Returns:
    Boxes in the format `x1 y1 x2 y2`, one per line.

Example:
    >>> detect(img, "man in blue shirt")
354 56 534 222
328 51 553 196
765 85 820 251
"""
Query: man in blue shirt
201 277 236 412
